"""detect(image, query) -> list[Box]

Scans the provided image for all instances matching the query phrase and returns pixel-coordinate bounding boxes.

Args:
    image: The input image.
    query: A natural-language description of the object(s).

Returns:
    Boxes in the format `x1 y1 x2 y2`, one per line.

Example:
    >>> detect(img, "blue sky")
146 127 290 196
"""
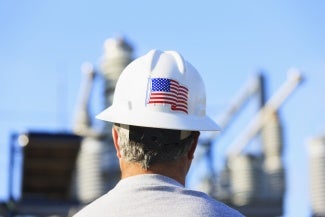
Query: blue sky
1 1 325 216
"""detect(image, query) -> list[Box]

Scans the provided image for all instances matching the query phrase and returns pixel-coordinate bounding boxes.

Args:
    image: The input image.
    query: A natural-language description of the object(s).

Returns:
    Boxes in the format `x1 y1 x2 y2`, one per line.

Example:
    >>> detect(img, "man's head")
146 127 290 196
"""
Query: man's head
96 49 220 183
112 123 200 170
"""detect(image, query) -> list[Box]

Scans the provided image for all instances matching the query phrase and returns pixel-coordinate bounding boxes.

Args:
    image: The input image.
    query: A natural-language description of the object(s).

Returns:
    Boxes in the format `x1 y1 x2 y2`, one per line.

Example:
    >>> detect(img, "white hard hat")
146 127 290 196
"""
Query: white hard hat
96 49 220 131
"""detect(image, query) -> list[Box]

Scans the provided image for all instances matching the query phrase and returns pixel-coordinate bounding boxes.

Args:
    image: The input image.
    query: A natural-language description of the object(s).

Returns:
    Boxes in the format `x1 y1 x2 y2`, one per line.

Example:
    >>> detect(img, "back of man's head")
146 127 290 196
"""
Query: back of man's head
114 123 198 169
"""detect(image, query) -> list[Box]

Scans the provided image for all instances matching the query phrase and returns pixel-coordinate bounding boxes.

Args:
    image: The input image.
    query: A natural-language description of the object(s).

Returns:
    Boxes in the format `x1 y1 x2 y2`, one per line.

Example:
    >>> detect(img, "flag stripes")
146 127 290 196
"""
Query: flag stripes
147 78 188 113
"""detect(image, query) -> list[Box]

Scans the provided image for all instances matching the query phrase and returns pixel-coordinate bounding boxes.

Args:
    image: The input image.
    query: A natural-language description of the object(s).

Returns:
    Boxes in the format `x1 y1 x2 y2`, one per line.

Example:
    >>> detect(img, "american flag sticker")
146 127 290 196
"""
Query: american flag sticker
147 78 189 113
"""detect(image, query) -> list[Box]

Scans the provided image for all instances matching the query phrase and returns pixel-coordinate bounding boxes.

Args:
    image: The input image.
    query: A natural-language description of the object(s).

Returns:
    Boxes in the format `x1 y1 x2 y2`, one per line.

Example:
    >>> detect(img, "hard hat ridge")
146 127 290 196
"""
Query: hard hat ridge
147 49 186 79
164 50 186 74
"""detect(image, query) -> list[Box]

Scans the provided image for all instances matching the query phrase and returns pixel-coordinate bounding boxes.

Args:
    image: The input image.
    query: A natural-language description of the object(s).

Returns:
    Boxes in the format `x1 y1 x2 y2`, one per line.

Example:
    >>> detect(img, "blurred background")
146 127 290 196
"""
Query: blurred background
1 0 324 216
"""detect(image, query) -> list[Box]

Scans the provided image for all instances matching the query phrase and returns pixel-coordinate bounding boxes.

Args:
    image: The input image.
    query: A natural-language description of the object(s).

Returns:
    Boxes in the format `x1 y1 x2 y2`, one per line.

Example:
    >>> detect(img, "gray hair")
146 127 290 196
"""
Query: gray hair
114 124 197 170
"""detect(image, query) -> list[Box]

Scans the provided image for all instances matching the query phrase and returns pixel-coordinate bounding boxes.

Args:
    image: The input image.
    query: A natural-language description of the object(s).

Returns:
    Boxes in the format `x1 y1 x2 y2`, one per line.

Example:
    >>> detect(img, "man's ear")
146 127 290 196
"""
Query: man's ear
188 131 200 160
112 127 122 158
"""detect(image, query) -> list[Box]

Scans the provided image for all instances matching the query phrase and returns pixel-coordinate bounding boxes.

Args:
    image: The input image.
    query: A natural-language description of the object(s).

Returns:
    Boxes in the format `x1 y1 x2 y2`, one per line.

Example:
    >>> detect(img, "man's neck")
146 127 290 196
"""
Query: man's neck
120 158 189 186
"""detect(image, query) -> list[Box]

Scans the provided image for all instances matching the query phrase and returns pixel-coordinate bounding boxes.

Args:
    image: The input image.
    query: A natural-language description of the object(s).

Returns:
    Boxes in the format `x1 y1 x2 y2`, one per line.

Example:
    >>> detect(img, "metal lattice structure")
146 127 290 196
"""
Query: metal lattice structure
308 136 325 217
72 36 134 203
197 70 303 217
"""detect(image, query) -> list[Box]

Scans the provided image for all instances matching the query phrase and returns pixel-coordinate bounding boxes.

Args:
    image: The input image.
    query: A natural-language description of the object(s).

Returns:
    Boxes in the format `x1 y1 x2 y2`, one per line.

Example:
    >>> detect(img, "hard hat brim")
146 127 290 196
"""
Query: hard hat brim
96 105 221 131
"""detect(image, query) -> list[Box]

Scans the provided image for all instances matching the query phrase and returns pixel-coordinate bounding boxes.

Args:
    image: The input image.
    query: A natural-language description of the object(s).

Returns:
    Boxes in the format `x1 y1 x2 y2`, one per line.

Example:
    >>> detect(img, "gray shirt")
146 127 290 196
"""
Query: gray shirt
73 174 244 217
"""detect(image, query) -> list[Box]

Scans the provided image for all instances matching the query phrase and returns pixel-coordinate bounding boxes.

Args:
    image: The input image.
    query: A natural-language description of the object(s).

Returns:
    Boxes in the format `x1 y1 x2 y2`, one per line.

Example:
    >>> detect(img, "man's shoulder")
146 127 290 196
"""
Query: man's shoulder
180 189 244 217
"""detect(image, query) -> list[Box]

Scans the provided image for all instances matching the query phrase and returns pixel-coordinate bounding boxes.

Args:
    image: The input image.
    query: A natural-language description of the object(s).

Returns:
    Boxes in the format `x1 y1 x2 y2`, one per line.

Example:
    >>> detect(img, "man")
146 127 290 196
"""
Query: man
73 49 244 217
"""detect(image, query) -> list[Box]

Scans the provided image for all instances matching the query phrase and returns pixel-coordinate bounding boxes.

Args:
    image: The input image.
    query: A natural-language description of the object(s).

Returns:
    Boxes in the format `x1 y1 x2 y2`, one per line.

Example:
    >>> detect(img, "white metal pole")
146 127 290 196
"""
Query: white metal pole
226 69 303 156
